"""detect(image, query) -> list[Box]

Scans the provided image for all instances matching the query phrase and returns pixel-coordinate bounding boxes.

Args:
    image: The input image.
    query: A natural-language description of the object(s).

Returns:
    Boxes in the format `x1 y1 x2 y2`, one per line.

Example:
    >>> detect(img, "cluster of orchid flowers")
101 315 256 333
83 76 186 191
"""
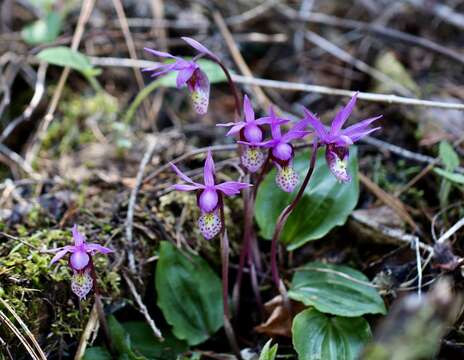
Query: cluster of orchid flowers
47 37 381 302
142 38 381 239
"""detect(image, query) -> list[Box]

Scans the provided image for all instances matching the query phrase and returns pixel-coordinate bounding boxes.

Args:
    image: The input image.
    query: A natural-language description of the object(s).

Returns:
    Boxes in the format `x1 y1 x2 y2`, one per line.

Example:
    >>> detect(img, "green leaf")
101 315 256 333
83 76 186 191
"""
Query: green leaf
122 321 188 360
155 241 223 345
37 46 95 76
156 59 227 87
255 148 359 250
21 12 62 45
108 315 146 360
289 262 386 317
439 141 459 171
434 168 464 185
292 308 372 360
259 339 278 360
83 347 112 360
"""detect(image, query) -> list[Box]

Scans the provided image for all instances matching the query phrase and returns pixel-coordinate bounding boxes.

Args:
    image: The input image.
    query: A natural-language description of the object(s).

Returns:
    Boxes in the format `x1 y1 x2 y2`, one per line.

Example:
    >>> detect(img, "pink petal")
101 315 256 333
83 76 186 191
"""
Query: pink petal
243 124 263 143
172 184 202 192
71 269 93 300
243 95 255 123
225 123 245 136
49 246 73 266
303 108 328 141
199 188 219 212
341 115 382 137
176 66 196 88
189 68 210 115
325 148 351 183
72 225 85 246
276 166 299 192
281 130 311 143
85 243 113 254
198 211 222 240
203 150 216 187
330 92 358 135
144 47 176 59
170 162 200 185
272 143 293 161
70 250 90 271
241 147 265 173
181 37 219 61
347 126 381 143
215 181 252 196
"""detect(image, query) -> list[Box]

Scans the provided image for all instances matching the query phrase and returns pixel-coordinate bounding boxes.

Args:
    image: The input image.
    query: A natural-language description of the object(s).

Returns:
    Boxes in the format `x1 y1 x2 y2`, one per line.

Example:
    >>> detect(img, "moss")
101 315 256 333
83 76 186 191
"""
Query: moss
42 91 119 156
0 227 120 347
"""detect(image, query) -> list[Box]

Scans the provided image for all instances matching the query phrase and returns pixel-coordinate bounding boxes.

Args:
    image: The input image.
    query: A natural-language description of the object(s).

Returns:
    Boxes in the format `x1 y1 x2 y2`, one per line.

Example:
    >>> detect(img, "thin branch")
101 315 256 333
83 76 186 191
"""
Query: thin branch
123 273 163 340
437 216 464 244
0 62 47 143
0 298 47 360
25 0 95 164
111 0 151 118
277 4 464 66
126 138 158 273
74 303 99 360
213 11 270 110
0 310 40 360
303 30 413 96
86 55 464 110
0 143 41 179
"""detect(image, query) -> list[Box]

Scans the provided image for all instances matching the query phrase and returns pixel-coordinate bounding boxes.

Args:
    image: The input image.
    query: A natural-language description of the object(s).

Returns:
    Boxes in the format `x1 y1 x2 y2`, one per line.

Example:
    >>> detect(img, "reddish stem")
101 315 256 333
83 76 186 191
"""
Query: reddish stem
88 258 113 354
218 198 242 359
270 140 319 289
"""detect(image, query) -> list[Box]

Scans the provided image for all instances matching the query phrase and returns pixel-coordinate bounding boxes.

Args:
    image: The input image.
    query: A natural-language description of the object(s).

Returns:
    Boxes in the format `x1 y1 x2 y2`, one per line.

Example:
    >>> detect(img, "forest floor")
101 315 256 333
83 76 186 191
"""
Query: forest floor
1 1 464 359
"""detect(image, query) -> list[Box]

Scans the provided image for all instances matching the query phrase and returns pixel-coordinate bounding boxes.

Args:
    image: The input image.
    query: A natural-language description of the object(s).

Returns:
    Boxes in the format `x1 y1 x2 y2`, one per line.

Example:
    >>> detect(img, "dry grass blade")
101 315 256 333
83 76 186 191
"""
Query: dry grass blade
25 0 96 165
123 273 163 340
359 172 418 231
213 11 271 110
74 303 99 360
0 299 47 360
86 56 464 110
126 138 159 273
0 310 40 360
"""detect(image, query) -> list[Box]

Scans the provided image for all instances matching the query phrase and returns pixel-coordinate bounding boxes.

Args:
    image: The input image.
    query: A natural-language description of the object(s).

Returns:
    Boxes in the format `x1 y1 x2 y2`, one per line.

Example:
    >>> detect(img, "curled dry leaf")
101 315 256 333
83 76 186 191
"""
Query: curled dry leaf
254 295 305 338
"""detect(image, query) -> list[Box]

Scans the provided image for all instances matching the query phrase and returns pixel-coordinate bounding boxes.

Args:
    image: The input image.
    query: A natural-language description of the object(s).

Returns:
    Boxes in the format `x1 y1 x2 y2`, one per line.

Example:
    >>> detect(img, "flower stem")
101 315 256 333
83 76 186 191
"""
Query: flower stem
218 198 242 359
270 140 319 290
88 259 113 355
213 59 242 118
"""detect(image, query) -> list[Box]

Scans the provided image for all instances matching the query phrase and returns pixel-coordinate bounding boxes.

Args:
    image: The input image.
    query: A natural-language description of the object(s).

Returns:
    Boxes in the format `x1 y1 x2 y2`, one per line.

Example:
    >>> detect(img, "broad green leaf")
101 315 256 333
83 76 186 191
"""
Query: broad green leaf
107 315 146 360
21 12 62 45
255 148 359 250
434 168 464 185
155 241 223 345
259 339 278 360
83 347 112 360
292 308 372 360
289 262 386 317
156 59 227 87
439 141 459 170
122 321 188 360
37 46 96 76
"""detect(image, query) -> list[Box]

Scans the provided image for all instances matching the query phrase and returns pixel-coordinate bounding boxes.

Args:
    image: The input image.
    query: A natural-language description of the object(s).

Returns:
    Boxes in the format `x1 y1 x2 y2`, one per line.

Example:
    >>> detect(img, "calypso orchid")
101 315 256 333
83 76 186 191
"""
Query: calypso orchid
246 107 310 192
143 37 218 115
171 150 251 239
303 92 381 183
48 225 112 300
217 95 279 173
